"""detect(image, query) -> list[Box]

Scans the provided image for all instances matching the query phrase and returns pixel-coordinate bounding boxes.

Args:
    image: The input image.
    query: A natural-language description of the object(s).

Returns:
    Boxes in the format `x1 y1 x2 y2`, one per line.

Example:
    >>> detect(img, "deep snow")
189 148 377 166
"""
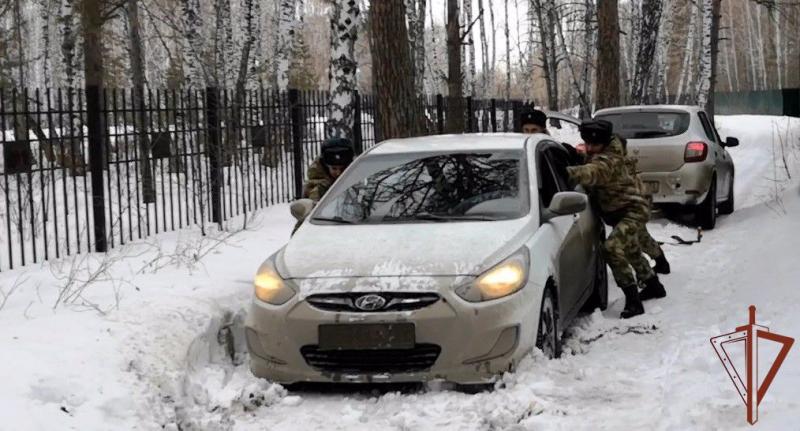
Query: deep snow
0 115 798 431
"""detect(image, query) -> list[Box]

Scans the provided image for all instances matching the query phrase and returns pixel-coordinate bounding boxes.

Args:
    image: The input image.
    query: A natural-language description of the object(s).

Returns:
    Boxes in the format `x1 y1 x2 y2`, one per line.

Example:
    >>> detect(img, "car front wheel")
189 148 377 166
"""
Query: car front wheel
536 286 562 359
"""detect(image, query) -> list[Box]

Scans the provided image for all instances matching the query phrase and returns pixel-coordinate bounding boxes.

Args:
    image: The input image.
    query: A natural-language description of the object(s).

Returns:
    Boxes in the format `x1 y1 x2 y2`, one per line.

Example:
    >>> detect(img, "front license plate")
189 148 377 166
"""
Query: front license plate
643 181 659 194
318 323 415 350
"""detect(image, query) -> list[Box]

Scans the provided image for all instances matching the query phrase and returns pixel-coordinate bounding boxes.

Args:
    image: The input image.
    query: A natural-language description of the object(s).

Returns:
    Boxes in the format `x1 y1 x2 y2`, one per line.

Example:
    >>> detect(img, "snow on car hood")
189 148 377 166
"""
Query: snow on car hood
279 218 532 279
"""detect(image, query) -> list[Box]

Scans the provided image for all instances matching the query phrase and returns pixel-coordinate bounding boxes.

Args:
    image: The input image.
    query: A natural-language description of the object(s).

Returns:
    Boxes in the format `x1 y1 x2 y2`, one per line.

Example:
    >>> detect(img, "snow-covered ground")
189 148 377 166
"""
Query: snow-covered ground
1 115 798 430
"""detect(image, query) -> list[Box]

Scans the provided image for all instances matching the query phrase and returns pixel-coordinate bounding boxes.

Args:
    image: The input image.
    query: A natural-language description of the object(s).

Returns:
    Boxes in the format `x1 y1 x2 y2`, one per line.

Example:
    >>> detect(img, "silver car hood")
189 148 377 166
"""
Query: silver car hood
279 218 532 279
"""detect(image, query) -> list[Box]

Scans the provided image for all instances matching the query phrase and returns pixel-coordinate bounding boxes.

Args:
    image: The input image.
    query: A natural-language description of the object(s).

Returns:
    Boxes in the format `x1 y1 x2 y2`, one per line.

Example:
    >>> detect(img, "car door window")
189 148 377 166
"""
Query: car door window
543 147 572 191
538 144 573 208
538 153 561 208
698 112 718 143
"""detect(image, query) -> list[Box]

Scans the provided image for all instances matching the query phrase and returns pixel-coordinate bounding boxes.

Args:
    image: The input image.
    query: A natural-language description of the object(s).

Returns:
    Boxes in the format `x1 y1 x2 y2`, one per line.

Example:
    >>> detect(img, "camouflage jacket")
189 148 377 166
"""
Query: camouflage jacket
606 137 646 195
302 158 334 201
566 136 649 219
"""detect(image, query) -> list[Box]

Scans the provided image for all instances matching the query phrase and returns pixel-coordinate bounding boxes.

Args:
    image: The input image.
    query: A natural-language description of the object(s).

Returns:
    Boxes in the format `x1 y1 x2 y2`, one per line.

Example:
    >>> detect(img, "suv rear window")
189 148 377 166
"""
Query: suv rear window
595 112 690 139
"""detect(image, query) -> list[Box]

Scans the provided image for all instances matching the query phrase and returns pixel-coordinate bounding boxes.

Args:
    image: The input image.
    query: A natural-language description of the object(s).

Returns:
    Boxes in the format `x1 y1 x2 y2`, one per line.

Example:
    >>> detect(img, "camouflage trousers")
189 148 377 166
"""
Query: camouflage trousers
638 224 664 260
638 196 664 260
603 207 656 288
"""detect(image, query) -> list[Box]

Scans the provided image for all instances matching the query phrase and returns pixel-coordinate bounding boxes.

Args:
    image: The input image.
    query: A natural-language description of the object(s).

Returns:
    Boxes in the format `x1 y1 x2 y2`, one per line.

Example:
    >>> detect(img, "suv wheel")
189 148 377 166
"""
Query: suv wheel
536 286 562 359
695 178 717 230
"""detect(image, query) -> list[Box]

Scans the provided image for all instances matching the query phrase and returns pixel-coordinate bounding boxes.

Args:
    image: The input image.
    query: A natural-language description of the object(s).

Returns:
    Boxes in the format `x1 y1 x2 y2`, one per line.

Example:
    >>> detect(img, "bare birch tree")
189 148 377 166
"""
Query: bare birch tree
631 0 663 104
326 0 360 140
276 0 297 91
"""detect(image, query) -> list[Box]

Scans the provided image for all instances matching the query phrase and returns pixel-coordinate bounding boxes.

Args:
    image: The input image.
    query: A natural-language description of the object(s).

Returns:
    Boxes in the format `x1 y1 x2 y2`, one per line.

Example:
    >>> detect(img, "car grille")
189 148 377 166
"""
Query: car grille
300 344 441 373
306 292 440 312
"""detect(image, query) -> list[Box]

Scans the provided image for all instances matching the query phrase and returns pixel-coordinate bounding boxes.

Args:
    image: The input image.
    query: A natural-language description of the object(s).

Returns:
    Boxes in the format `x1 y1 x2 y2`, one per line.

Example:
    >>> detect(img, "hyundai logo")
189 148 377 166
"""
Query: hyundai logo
354 294 387 311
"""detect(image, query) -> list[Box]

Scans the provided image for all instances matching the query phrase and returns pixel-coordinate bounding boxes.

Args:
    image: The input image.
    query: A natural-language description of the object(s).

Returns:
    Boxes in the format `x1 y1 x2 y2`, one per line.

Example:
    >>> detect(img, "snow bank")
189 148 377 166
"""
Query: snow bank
716 115 800 209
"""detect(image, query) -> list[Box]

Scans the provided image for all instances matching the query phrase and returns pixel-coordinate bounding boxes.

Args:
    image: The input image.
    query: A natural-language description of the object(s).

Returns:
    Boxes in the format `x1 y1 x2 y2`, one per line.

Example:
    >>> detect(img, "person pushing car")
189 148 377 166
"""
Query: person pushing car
566 120 666 318
292 137 354 234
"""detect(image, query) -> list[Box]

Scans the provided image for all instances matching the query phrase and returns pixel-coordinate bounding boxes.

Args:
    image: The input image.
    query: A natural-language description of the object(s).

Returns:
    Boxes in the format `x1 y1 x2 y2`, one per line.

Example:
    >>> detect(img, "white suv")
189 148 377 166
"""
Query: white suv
594 105 738 229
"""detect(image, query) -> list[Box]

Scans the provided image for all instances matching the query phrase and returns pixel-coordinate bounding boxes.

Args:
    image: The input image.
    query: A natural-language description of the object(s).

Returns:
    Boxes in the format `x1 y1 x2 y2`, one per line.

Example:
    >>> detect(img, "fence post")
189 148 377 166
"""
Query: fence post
289 89 304 200
490 98 497 132
353 91 363 155
436 94 444 134
86 85 107 252
205 87 223 226
466 96 473 132
511 100 522 132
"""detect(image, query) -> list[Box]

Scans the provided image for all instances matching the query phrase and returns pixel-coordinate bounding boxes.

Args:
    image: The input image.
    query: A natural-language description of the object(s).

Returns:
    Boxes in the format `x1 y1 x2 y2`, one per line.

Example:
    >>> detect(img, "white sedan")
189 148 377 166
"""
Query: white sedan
245 133 607 385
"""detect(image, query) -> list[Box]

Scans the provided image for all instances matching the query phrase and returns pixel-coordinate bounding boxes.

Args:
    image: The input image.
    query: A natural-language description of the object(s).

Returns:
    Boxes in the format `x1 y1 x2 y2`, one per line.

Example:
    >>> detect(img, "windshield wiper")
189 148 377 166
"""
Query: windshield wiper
311 216 356 224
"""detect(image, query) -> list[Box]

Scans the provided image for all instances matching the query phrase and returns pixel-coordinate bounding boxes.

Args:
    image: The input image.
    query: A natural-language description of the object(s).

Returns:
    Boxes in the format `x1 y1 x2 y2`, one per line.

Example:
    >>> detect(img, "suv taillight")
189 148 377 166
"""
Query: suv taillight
684 142 708 162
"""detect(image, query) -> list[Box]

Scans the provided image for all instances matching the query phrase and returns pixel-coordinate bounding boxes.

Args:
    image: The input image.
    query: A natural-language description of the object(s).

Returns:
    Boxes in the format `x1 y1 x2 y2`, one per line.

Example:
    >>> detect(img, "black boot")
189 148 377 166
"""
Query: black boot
639 276 667 300
620 285 645 319
653 254 671 274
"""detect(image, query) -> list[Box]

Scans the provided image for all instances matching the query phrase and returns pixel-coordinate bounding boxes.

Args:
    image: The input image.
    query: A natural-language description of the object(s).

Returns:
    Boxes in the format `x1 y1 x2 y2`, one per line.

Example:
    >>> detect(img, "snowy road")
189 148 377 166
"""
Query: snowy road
1 116 798 430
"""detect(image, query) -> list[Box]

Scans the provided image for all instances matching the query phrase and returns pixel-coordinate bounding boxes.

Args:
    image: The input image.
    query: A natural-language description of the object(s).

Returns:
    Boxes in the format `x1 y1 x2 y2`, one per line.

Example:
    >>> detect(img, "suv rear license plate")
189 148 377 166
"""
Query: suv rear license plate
643 181 659 194
318 323 415 350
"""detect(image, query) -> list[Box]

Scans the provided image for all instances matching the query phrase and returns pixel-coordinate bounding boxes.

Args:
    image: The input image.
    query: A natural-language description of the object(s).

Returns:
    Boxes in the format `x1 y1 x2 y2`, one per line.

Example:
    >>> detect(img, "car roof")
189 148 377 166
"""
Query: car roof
594 105 701 116
366 133 534 155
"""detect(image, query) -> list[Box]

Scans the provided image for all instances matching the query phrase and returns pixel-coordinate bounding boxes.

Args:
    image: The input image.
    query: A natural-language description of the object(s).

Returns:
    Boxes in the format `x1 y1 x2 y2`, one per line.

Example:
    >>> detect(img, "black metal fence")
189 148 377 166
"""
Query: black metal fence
0 88 528 271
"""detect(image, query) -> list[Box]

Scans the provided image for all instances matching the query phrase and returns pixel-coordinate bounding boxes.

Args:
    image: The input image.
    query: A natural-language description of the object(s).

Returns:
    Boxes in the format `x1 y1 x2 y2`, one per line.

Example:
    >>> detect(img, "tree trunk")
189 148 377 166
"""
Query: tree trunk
276 0 297 91
445 0 465 133
126 0 156 202
676 2 698 103
580 0 595 118
326 0 360 140
652 0 672 103
369 0 424 139
596 0 620 109
181 0 204 86
554 1 589 116
504 0 511 128
477 0 489 97
11 0 33 172
631 0 663 104
695 0 713 110
415 0 427 96
705 0 721 121
487 0 496 97
464 0 476 97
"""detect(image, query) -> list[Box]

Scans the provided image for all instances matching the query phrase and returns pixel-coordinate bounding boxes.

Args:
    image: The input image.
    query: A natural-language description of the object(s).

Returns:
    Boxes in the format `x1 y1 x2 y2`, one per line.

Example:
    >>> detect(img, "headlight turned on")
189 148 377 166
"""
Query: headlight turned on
456 248 530 302
254 259 296 305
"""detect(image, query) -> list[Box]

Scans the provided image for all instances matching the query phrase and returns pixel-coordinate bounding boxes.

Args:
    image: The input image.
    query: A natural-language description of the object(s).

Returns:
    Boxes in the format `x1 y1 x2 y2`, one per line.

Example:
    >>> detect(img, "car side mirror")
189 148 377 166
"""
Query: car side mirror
290 198 315 221
545 192 587 220
724 137 739 147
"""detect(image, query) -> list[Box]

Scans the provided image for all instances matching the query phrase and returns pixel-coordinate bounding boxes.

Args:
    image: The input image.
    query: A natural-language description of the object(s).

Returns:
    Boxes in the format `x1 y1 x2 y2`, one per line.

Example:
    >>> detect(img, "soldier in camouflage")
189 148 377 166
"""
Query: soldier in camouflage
292 138 354 234
608 137 671 275
302 137 354 201
566 120 666 319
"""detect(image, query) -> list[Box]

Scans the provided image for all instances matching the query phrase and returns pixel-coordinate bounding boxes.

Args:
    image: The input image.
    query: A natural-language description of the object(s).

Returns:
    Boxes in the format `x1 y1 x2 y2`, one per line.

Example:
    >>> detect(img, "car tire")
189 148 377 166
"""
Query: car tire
536 286 562 359
581 250 609 312
695 177 717 230
718 175 734 215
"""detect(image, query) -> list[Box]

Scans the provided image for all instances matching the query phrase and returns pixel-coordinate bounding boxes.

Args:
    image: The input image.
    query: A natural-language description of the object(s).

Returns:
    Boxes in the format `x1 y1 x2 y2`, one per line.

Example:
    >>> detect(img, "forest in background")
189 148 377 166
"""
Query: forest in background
0 0 798 111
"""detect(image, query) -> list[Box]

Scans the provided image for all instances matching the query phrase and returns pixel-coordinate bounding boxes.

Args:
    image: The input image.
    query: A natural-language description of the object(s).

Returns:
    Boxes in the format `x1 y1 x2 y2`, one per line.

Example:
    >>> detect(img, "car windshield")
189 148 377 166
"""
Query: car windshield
312 150 529 224
595 112 690 139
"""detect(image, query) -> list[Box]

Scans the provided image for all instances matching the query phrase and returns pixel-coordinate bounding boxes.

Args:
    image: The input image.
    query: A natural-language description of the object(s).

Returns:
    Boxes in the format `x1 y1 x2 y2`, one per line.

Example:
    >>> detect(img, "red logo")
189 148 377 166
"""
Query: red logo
710 306 794 425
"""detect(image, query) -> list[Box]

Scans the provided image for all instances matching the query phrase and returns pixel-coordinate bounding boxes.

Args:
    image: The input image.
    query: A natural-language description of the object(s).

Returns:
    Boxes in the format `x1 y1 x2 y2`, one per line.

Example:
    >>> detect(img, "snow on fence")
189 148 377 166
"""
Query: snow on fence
0 88 532 271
